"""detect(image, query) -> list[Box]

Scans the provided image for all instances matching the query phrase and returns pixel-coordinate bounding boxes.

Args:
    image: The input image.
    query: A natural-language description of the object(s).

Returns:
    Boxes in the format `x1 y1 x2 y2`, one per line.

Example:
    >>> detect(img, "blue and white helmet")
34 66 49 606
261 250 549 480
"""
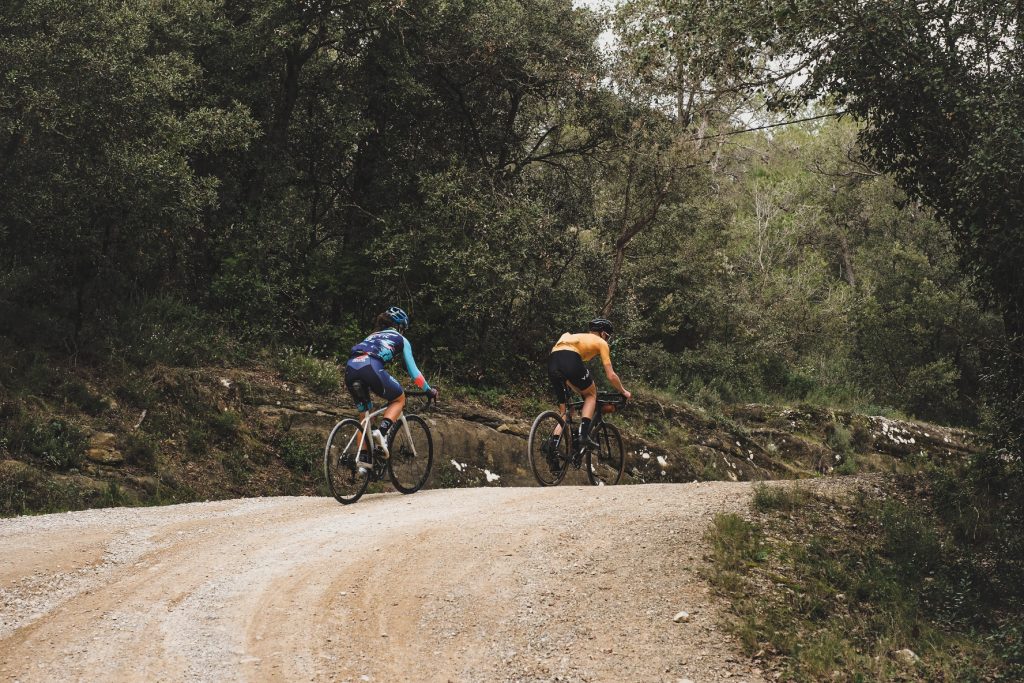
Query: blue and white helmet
386 306 410 330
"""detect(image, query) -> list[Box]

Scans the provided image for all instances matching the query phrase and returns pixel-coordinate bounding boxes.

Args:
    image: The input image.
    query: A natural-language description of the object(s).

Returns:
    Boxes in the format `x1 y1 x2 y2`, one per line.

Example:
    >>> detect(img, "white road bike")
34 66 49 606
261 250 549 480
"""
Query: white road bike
323 384 434 505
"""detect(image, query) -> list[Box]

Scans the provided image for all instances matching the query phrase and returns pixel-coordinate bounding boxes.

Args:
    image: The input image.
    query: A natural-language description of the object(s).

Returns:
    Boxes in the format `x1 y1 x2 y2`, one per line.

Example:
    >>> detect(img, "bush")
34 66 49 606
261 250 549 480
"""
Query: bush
277 349 340 394
62 379 108 415
116 295 237 367
1 413 86 472
277 433 320 474
209 410 242 442
123 433 159 473
752 484 810 512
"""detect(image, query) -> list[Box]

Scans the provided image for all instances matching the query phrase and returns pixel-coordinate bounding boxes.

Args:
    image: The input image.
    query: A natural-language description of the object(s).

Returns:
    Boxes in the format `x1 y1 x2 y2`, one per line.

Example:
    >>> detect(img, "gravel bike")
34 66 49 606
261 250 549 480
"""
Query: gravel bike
527 391 626 487
323 385 434 505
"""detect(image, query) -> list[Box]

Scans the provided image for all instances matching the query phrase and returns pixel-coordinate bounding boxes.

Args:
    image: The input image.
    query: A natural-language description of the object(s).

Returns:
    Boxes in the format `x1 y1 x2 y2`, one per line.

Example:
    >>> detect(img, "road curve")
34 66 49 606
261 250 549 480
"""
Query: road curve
1 484 768 682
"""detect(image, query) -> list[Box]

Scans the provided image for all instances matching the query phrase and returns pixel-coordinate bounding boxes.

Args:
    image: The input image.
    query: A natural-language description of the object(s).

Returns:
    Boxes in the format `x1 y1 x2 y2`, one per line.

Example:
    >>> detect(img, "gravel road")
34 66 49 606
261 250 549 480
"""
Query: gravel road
1 483 771 682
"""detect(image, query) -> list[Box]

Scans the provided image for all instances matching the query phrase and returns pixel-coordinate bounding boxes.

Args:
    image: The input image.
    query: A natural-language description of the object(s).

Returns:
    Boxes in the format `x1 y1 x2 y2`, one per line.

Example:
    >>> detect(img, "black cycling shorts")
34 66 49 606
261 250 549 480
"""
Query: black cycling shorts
547 350 593 404
345 355 403 412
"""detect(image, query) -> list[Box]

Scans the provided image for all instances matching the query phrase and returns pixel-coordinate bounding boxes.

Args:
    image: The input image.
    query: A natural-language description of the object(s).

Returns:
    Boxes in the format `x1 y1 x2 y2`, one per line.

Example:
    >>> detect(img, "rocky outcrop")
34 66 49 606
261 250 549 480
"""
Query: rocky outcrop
85 432 124 465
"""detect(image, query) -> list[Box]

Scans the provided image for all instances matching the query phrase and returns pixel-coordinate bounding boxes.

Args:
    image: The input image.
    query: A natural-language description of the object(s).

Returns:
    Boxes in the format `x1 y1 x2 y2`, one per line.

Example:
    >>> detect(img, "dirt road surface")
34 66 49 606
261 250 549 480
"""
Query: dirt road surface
1 484 771 682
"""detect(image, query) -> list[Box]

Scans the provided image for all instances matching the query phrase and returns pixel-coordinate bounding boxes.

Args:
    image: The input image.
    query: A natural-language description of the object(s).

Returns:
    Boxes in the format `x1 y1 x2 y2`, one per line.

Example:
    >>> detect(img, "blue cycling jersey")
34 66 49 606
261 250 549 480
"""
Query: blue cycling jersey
349 329 430 391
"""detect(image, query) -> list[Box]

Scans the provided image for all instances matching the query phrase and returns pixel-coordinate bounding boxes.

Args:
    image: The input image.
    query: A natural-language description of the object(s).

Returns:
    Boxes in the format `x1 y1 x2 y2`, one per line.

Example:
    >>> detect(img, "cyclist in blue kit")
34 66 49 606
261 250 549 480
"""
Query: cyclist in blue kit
345 306 438 471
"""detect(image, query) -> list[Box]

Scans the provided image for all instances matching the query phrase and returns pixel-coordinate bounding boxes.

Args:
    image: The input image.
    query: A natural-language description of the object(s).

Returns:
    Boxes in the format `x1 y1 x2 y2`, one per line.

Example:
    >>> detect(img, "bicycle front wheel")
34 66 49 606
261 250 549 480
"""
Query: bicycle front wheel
587 422 625 486
387 414 433 494
528 411 569 486
324 419 371 504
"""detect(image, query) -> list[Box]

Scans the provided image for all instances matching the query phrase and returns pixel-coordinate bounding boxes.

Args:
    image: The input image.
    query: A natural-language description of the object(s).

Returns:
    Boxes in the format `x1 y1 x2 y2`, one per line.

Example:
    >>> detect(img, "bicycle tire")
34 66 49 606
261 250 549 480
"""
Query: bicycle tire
387 414 433 494
587 422 625 486
528 410 570 486
324 418 371 504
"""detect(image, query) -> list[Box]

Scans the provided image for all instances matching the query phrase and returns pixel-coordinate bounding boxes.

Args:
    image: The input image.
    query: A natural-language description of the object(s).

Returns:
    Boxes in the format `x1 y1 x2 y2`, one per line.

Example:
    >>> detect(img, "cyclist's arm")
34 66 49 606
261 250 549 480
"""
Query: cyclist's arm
599 341 630 397
401 338 431 392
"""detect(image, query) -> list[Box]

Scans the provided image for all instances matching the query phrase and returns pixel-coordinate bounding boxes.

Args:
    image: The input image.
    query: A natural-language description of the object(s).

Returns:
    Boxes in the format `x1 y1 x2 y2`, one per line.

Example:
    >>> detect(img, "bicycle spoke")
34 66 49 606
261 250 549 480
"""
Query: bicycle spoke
587 422 625 486
388 415 433 494
324 419 370 504
528 411 570 486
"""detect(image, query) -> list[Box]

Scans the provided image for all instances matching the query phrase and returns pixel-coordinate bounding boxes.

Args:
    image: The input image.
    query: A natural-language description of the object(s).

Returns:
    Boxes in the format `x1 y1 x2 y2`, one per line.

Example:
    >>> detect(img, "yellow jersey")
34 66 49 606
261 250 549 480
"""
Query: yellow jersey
550 332 611 364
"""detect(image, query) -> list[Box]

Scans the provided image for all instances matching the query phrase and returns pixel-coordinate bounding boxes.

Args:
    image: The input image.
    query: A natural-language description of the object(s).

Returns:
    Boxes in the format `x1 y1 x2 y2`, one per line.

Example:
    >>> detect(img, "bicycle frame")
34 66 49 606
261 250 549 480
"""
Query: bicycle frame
341 405 422 463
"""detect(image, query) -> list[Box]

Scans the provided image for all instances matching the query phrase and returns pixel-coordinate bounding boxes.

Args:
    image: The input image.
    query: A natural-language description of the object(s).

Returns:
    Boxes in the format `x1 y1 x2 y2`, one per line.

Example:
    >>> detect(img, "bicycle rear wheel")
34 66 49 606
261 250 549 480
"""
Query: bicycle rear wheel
587 422 625 486
528 411 570 486
324 419 371 504
387 414 433 494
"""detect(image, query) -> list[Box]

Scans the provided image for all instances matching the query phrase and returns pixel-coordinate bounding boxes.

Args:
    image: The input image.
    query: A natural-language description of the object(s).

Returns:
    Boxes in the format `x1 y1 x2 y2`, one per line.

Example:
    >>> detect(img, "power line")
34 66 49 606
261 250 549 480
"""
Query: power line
689 110 848 142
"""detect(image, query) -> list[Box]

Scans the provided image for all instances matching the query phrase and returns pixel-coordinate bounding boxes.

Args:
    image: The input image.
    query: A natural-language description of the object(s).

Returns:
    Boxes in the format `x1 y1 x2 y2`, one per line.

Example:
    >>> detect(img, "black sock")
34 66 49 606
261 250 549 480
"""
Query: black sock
580 417 593 443
378 418 394 435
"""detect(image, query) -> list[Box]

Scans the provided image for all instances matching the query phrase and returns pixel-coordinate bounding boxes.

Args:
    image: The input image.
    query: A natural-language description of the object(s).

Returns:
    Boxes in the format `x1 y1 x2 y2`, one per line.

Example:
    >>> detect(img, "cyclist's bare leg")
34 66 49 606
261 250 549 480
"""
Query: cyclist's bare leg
382 392 406 423
568 381 598 420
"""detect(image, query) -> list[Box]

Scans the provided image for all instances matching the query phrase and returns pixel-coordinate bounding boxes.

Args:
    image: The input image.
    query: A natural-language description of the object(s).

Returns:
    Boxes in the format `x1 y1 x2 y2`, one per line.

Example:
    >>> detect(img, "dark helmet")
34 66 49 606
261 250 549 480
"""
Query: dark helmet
588 318 613 335
386 306 410 330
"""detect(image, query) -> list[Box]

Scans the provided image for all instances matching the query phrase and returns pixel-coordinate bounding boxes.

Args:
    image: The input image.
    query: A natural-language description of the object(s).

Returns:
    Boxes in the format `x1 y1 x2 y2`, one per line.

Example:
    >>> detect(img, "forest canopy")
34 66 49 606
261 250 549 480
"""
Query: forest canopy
1 0 1021 443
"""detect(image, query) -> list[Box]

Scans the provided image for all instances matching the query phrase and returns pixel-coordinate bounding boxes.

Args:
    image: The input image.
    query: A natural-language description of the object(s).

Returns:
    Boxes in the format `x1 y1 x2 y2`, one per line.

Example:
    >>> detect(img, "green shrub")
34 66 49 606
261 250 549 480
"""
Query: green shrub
752 484 811 512
123 433 159 473
116 295 237 366
825 422 854 456
209 410 242 442
277 349 340 394
277 432 320 474
1 415 87 471
0 462 89 515
221 450 251 484
62 380 108 415
707 513 764 571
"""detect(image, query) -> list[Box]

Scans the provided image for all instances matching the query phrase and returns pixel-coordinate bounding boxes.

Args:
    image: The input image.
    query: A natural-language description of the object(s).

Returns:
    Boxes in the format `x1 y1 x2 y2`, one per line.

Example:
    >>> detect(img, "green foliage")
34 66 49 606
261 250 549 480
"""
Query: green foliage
277 432 320 475
277 350 340 395
0 407 86 472
752 484 810 513
61 380 108 415
116 296 239 367
708 480 1023 681
123 433 159 473
0 0 1014 448
208 410 242 443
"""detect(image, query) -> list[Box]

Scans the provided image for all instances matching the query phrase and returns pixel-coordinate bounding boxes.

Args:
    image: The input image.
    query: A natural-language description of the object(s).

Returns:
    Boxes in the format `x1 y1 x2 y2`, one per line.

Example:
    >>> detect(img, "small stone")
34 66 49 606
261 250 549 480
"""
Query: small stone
673 611 690 623
893 648 920 666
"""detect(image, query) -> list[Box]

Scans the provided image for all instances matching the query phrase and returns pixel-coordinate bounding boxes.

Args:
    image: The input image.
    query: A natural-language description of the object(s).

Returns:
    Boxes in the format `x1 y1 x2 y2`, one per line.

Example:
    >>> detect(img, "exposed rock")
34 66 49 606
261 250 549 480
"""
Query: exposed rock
673 610 691 623
86 432 124 465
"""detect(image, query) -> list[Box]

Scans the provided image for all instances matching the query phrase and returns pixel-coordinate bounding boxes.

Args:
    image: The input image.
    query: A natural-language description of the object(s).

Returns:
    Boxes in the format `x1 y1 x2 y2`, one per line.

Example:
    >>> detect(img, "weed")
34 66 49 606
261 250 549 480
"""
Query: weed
707 479 1023 681
825 422 853 456
277 432 320 474
277 349 340 394
123 432 159 473
835 456 858 475
209 410 242 442
98 481 128 507
185 425 209 454
62 379 108 415
707 513 764 571
7 418 87 471
752 484 810 512
221 450 251 485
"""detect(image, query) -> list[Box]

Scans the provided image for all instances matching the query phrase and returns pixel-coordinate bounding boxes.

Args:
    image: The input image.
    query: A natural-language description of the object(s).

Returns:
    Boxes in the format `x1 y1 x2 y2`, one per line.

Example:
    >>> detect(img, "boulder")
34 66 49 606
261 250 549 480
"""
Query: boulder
86 432 124 465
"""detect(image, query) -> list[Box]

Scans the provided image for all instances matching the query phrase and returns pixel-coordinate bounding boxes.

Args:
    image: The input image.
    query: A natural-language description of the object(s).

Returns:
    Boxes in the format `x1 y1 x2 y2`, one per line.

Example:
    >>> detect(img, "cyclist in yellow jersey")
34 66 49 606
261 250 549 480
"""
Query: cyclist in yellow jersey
546 318 631 458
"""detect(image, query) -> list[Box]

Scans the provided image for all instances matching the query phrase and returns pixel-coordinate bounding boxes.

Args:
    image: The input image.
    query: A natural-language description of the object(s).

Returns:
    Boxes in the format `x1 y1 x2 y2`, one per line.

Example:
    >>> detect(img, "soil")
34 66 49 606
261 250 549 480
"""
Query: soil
0 482 832 682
